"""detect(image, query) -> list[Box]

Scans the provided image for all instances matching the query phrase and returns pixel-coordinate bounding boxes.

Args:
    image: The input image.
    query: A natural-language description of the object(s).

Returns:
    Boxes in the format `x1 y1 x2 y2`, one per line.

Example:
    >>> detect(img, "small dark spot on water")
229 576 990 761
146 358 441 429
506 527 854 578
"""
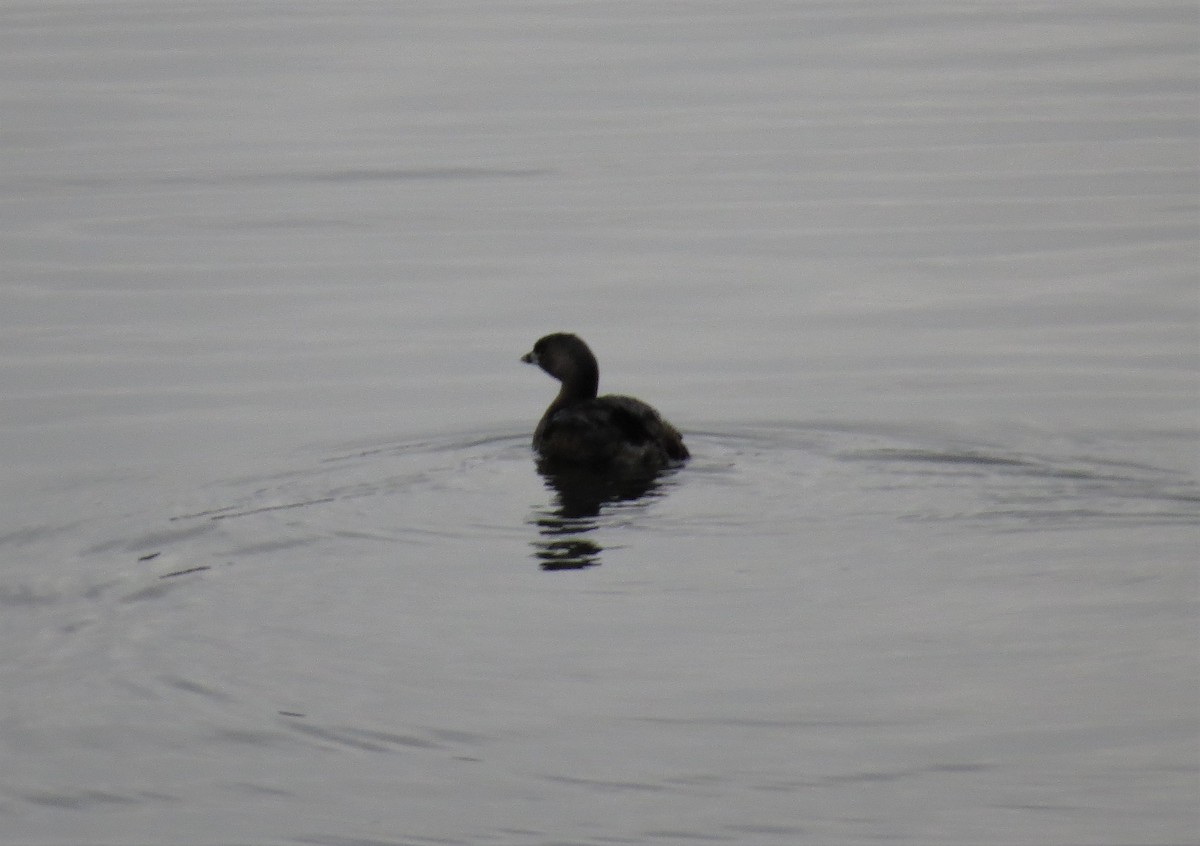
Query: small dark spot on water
137 551 160 562
170 504 240 521
207 497 336 521
159 565 211 579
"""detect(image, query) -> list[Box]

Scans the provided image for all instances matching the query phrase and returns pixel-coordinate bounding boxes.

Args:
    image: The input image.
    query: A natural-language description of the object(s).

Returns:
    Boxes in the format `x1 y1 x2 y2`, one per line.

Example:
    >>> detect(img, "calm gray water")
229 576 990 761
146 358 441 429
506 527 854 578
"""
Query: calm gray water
1 2 1197 844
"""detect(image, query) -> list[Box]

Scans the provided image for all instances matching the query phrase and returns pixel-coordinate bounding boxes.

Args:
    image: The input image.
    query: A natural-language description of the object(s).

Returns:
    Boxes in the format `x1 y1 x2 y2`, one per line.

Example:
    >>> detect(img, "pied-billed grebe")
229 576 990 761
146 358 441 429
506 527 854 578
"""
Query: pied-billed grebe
521 332 689 468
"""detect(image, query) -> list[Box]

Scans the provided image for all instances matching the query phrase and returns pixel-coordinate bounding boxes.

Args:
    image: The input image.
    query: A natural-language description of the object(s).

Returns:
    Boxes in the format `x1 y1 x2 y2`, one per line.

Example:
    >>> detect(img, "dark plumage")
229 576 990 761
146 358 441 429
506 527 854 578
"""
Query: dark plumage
521 333 689 469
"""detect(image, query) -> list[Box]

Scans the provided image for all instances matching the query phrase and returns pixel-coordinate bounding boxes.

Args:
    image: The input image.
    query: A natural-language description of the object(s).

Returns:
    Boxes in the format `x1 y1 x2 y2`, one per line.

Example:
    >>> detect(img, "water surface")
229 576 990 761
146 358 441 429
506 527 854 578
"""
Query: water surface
1 2 1197 844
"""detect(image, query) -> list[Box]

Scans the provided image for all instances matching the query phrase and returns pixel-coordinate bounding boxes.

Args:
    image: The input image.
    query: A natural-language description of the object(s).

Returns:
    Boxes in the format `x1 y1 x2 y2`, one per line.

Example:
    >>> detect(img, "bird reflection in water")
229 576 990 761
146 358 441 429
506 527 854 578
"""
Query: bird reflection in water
529 460 669 570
